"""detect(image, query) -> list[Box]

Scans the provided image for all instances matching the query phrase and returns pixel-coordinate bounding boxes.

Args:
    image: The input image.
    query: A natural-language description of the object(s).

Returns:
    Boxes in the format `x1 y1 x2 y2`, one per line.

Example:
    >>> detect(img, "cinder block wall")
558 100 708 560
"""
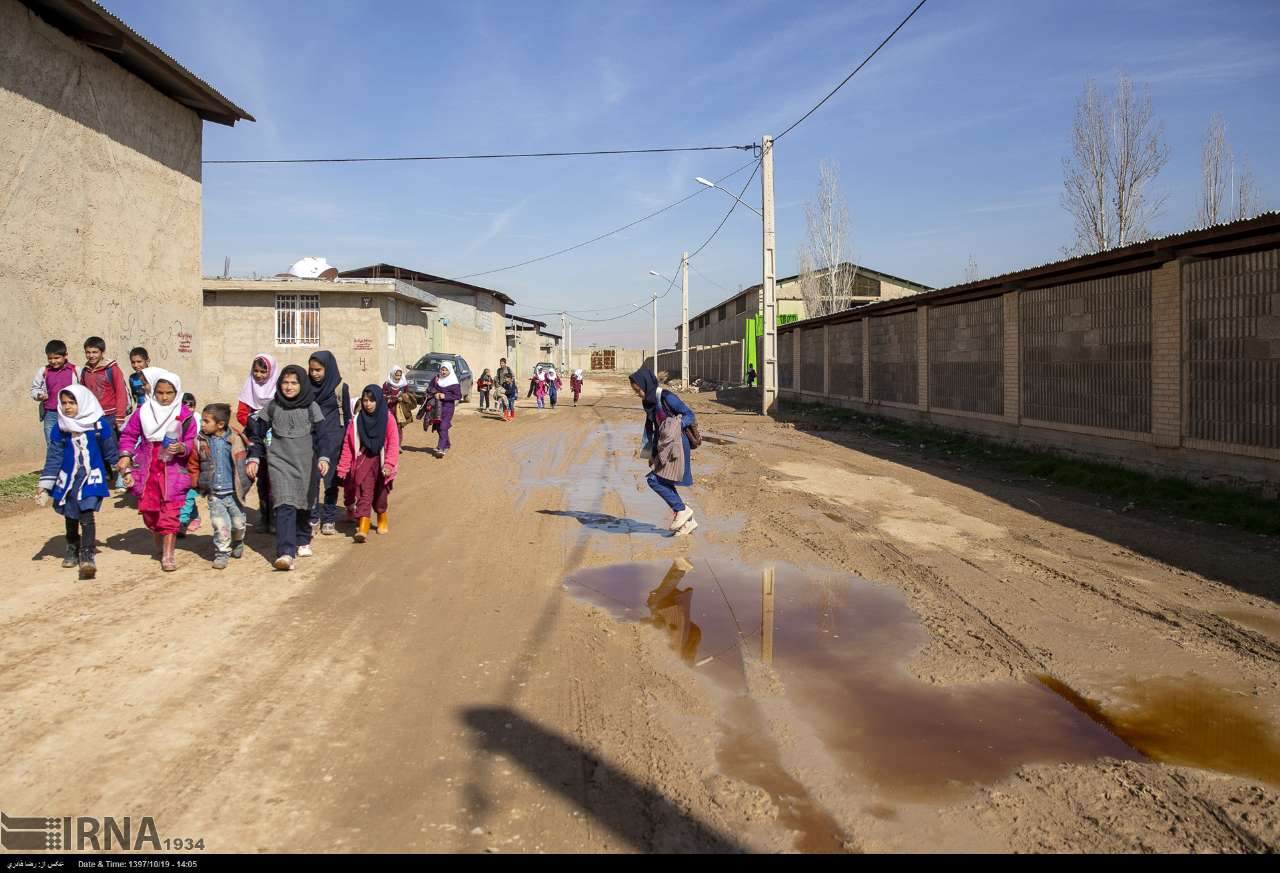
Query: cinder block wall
780 247 1280 494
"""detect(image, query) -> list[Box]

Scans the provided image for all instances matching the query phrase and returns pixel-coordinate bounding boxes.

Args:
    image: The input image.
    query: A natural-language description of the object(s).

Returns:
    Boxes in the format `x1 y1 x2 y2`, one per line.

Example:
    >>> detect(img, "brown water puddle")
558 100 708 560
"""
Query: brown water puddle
1040 675 1280 786
566 558 1148 815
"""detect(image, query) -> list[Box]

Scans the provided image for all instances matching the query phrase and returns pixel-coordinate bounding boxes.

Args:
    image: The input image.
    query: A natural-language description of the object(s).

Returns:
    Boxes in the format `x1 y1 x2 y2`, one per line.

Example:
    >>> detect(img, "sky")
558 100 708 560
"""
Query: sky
105 0 1280 347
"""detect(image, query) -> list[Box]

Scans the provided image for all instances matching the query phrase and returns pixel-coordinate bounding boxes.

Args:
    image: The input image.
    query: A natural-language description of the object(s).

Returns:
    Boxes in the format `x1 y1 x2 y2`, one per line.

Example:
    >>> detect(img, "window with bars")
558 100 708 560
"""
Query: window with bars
276 294 320 346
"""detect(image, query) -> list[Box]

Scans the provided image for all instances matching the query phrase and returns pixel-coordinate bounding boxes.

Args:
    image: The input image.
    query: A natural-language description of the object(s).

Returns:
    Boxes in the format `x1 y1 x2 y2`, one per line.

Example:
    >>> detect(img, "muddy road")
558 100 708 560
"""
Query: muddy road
2 376 1278 853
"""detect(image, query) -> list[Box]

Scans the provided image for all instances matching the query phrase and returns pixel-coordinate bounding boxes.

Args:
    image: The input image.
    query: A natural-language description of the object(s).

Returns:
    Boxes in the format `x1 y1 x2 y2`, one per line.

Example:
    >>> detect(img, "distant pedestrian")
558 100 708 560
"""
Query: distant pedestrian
382 364 417 438
570 369 583 405
337 384 400 542
477 368 495 411
629 367 698 536
496 357 514 388
547 367 560 408
533 371 547 409
746 364 757 388
427 363 462 457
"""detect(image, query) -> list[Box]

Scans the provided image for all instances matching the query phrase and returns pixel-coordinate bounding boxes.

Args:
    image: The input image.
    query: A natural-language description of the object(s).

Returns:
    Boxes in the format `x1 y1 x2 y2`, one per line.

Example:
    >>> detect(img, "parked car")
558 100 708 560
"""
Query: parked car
534 361 558 377
407 353 474 403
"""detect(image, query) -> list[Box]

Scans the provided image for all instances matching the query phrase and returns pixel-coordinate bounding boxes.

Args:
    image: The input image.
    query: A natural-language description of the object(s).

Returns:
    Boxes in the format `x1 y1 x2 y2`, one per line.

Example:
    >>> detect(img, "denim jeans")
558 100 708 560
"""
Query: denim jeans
208 493 247 556
41 410 59 482
309 481 339 526
275 504 313 557
646 471 685 513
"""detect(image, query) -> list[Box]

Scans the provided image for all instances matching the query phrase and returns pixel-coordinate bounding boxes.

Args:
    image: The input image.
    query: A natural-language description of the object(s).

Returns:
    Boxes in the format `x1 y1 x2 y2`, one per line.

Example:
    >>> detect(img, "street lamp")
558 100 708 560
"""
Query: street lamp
695 176 763 218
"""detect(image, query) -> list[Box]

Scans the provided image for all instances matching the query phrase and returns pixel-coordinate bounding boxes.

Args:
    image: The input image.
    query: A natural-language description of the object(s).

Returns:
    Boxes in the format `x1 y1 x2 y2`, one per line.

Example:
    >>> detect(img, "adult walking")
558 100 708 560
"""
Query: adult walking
629 367 698 536
428 362 462 458
496 358 514 389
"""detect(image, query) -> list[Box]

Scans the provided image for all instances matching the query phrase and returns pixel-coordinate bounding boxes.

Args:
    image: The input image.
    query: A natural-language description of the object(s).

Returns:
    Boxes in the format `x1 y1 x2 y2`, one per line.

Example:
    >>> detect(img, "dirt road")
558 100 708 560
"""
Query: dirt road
2 376 1278 853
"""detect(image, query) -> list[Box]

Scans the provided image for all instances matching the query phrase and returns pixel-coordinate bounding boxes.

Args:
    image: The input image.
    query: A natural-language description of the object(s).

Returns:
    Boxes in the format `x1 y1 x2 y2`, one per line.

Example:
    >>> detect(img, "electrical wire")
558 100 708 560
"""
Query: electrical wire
454 157 759 282
688 261 732 294
775 0 929 141
203 144 756 165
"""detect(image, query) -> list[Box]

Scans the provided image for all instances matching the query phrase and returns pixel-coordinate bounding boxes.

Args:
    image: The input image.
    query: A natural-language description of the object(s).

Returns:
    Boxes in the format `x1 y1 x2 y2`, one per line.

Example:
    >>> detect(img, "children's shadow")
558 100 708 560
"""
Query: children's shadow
32 535 68 561
537 510 668 536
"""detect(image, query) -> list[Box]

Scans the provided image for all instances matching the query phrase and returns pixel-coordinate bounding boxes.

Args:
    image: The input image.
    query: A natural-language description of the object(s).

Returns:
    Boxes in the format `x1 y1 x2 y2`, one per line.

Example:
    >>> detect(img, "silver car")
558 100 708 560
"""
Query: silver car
407 353 474 402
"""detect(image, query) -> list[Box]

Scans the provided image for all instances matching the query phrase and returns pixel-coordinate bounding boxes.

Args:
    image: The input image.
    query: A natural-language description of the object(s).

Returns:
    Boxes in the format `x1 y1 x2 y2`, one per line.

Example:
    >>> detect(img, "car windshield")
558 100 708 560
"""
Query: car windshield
412 356 453 373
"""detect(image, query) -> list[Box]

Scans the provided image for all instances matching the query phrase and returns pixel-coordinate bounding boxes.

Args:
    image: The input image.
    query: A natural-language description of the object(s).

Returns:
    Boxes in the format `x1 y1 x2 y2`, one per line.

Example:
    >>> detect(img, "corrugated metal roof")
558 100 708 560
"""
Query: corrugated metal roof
780 212 1280 331
19 0 254 126
339 264 517 306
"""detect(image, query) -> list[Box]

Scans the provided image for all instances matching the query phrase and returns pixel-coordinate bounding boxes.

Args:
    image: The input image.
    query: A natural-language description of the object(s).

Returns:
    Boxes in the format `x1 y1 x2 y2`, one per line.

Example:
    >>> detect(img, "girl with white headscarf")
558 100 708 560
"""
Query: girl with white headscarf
382 363 417 438
38 383 120 579
117 367 197 571
426 363 462 457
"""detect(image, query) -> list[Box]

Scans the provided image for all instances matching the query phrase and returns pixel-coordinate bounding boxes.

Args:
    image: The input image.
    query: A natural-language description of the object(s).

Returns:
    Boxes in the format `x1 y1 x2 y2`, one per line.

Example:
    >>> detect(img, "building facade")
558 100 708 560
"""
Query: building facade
0 0 252 473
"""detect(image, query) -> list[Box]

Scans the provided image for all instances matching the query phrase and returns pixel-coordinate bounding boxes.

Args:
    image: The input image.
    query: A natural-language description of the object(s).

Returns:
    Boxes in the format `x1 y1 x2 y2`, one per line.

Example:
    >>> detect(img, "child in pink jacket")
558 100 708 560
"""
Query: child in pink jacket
337 385 400 543
116 368 197 571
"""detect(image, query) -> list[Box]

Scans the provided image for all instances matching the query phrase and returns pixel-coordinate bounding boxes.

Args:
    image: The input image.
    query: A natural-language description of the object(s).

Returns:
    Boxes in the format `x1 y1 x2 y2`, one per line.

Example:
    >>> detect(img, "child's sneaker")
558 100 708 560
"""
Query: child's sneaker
230 534 245 559
671 518 698 537
670 507 694 531
321 522 337 536
187 517 202 533
297 544 314 558
212 554 229 571
62 544 79 569
78 552 96 580
310 521 321 537
273 554 294 571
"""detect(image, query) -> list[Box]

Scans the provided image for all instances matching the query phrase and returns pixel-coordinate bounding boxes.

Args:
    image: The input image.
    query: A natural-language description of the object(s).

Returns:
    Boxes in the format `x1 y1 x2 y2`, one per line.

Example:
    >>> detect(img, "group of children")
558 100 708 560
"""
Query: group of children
34 338 414 578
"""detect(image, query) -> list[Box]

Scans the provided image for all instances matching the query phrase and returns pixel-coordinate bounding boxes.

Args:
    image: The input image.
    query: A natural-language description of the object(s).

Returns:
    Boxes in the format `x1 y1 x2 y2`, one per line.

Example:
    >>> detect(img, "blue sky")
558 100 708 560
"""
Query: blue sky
106 0 1280 346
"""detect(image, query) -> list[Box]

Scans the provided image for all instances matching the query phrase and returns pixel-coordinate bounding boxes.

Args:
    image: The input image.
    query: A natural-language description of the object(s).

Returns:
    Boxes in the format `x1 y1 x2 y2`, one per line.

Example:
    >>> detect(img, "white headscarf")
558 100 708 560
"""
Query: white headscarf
434 364 459 389
573 369 583 379
56 384 106 434
387 364 408 389
237 354 277 411
139 367 183 443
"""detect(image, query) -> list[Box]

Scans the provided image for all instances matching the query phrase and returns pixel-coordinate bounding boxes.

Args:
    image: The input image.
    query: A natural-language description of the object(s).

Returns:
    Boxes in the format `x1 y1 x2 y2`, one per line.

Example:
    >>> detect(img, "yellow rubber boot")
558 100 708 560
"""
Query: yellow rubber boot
355 517 371 543
376 512 389 535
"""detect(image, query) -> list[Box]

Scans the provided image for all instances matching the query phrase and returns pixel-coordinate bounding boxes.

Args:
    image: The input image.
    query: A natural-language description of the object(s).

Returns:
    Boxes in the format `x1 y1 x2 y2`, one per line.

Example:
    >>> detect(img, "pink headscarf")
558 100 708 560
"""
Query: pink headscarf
237 355 277 411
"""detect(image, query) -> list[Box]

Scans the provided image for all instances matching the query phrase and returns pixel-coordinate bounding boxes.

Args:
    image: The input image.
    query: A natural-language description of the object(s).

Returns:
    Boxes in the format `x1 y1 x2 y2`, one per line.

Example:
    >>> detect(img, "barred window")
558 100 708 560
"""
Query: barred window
276 294 320 346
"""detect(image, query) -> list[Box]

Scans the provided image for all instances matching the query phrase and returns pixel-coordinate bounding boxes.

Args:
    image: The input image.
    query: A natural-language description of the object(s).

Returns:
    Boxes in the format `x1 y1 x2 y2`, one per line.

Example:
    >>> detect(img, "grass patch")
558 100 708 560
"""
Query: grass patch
0 472 39 505
779 400 1280 538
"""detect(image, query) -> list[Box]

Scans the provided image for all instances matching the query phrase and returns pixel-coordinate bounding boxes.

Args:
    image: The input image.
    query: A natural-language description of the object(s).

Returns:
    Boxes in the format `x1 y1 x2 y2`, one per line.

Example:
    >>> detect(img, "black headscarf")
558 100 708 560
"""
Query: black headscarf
274 364 315 410
629 367 660 419
356 384 388 455
308 350 343 416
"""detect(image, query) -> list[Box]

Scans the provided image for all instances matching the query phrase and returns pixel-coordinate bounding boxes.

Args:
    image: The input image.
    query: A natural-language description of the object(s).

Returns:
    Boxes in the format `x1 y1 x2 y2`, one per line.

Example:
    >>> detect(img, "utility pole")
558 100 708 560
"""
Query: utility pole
566 321 572 371
559 311 566 371
651 294 658 377
681 251 689 388
761 134 777 415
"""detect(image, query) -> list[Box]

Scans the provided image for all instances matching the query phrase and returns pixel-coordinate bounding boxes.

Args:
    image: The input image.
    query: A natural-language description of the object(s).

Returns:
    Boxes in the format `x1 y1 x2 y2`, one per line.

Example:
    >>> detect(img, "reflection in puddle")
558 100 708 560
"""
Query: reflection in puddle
566 558 1144 809
1040 674 1280 786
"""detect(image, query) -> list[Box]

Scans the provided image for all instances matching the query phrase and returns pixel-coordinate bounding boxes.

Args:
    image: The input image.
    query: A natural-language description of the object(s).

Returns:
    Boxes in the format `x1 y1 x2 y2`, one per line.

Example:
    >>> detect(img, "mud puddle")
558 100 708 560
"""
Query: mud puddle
566 557 1149 816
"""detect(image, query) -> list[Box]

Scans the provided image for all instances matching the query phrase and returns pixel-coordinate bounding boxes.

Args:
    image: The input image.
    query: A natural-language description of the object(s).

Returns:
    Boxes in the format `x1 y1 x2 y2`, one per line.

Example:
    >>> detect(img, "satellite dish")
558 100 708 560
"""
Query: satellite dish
284 257 338 280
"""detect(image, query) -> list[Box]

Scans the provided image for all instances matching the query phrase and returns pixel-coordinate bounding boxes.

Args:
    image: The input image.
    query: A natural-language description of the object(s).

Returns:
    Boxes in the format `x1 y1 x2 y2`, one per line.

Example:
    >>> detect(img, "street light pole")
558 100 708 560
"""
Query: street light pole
559 311 567 371
651 294 658 377
681 252 689 388
760 134 777 416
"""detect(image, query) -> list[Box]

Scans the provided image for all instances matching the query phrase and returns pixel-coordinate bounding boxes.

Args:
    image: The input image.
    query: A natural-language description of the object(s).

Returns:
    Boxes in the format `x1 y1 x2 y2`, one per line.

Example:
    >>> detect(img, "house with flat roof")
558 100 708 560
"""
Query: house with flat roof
676 262 930 384
1 0 252 471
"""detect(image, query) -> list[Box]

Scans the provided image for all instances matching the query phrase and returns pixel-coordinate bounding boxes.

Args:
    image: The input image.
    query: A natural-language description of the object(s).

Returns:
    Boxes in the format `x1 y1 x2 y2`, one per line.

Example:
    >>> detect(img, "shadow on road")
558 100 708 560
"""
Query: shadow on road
460 706 746 853
537 509 668 536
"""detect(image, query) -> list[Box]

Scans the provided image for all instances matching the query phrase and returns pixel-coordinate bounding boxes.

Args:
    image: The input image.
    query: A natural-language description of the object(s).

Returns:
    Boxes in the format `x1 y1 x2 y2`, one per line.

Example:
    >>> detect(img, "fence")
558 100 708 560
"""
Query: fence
779 215 1280 492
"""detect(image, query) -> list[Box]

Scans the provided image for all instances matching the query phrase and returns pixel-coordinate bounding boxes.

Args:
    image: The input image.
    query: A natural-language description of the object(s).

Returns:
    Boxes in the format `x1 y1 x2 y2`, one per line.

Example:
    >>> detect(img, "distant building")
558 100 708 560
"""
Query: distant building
677 262 930 384
506 315 561 377
338 264 515 375
1 0 252 471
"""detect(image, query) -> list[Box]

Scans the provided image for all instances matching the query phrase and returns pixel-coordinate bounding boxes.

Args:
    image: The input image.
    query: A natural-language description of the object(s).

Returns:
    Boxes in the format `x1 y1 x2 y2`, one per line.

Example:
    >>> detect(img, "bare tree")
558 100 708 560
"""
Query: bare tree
1199 113 1227 227
963 254 980 283
1232 155 1263 221
798 160 855 317
1062 75 1169 255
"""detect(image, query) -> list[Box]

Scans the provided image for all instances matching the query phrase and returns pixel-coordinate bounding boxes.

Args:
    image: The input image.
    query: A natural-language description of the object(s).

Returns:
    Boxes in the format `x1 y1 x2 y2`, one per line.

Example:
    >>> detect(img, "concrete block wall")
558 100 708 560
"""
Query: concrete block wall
779 247 1280 493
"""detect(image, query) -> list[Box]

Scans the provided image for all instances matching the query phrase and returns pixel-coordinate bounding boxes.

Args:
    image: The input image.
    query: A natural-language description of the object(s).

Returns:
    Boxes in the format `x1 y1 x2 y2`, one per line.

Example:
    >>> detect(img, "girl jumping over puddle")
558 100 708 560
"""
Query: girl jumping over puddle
629 367 698 536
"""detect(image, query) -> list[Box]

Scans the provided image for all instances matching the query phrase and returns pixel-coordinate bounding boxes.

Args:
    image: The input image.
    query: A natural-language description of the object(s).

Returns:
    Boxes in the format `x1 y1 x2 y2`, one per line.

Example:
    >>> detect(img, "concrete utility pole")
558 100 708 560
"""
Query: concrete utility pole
651 294 659 377
559 312 567 371
566 321 572 371
681 251 689 388
761 134 778 415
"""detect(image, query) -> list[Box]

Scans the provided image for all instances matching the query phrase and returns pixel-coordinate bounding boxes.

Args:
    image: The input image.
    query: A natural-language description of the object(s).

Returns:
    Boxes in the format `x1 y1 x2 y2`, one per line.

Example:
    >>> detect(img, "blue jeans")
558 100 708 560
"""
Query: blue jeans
41 411 59 484
275 504 313 557
208 493 247 556
646 471 685 513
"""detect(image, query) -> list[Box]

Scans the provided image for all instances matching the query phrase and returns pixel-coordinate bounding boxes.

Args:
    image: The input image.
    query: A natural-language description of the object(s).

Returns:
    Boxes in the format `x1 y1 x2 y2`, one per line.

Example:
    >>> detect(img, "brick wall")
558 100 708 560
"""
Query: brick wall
869 311 918 405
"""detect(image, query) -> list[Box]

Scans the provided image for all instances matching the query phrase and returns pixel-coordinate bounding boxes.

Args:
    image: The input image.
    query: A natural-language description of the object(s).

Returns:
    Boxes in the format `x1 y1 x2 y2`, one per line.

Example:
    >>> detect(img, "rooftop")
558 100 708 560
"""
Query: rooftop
203 276 439 309
19 0 253 126
339 264 516 306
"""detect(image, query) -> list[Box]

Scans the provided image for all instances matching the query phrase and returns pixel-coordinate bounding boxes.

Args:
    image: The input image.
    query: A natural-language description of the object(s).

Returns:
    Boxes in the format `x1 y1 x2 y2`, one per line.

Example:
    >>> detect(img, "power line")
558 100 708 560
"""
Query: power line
688 161 761 261
203 144 756 165
776 0 929 142
687 261 732 294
